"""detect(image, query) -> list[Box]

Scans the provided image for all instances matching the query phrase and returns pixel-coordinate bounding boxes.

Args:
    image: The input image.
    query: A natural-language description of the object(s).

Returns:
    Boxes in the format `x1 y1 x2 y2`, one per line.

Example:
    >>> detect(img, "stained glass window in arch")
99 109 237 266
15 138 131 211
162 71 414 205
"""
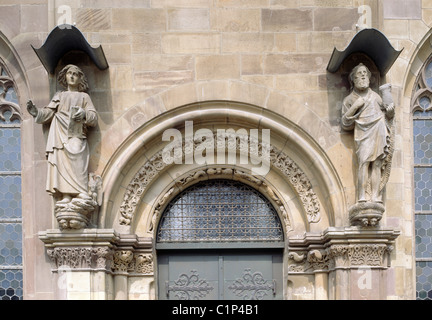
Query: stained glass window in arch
413 57 432 300
0 65 23 300
157 180 284 243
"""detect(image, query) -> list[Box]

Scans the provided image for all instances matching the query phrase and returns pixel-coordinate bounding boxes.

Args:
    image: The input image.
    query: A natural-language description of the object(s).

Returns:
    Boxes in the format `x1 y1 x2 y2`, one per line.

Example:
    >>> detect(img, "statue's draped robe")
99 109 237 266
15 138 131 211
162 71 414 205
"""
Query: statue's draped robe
341 88 390 166
35 91 98 196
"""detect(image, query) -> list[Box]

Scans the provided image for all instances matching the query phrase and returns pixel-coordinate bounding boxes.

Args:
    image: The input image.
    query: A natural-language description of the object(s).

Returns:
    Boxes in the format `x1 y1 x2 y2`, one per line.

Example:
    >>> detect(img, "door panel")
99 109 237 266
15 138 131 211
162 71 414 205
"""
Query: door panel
158 250 283 300
166 253 219 300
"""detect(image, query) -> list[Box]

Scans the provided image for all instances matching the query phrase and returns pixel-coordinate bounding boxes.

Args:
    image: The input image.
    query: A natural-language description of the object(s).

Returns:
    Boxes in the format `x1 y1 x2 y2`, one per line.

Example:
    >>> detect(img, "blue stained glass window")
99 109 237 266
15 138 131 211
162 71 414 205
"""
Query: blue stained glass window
416 262 432 300
415 215 432 259
414 168 432 211
413 120 432 164
425 62 432 88
0 67 22 300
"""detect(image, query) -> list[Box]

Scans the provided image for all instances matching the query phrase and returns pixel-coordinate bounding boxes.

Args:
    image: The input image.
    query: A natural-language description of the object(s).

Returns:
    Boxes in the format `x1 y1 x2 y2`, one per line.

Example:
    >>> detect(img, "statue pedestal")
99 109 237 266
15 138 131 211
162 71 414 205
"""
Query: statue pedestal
349 201 385 227
55 197 98 230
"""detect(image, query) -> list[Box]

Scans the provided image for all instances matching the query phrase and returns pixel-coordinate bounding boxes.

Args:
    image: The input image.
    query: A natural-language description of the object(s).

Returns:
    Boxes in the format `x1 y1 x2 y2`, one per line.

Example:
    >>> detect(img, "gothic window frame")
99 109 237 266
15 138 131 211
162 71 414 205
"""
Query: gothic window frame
412 55 432 300
0 62 23 300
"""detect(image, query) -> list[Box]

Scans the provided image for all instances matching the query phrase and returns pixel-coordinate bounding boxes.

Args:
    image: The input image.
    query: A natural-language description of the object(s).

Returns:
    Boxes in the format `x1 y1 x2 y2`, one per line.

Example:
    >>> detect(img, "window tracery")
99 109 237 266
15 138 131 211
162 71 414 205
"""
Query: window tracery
0 63 23 300
412 57 432 300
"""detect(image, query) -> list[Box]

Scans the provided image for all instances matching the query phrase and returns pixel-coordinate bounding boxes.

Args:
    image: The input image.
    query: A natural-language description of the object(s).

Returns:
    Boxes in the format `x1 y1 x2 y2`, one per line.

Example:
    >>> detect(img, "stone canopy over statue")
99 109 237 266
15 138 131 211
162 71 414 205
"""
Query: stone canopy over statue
27 64 102 230
341 63 395 226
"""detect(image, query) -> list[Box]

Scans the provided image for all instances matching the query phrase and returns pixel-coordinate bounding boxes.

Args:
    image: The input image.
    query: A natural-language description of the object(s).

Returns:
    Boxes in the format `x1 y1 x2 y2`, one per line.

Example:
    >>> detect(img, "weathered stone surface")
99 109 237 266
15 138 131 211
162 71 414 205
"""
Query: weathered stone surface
264 54 329 74
196 55 240 80
162 33 220 54
262 8 313 32
313 8 359 31
168 8 210 31
112 8 166 31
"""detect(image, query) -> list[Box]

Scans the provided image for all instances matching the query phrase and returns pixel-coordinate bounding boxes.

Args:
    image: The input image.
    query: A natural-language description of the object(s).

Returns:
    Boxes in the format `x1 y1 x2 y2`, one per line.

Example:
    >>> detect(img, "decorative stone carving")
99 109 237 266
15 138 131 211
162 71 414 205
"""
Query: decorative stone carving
307 249 332 271
341 63 395 226
112 250 134 274
112 250 154 275
46 246 114 271
93 247 113 270
346 244 390 266
27 64 102 230
47 247 93 270
148 167 292 234
0 70 21 122
287 227 399 274
119 133 320 227
133 253 154 275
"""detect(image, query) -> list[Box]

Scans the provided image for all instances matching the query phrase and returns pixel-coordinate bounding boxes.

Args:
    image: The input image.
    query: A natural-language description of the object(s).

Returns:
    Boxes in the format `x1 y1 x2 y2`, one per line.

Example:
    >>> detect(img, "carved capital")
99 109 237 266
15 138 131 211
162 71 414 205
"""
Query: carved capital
134 253 154 275
307 249 332 271
112 250 134 274
47 247 93 270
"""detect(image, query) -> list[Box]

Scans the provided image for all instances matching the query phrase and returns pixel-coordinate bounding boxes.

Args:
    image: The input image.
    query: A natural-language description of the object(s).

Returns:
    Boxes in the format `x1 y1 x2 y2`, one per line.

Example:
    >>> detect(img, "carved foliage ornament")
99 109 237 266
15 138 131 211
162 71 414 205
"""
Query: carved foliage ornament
119 132 320 227
111 250 154 275
288 244 393 273
46 247 154 275
47 247 112 271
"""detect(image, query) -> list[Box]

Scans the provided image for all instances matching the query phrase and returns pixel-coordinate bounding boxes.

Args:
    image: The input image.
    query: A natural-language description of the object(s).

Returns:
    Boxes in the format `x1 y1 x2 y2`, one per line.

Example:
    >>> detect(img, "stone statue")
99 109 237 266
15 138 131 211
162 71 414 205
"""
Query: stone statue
27 64 101 229
341 63 395 226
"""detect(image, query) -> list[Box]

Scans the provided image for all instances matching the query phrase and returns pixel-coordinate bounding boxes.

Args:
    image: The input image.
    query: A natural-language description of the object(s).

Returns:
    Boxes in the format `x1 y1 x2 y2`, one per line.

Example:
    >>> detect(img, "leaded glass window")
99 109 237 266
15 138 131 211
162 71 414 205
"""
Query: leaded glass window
413 58 432 300
157 180 284 244
0 64 23 300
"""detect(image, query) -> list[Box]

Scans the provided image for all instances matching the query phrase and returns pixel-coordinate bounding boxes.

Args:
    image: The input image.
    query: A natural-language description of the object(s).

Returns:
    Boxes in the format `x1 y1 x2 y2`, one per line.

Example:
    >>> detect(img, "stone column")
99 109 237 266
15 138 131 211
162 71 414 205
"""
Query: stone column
307 249 330 300
112 250 133 300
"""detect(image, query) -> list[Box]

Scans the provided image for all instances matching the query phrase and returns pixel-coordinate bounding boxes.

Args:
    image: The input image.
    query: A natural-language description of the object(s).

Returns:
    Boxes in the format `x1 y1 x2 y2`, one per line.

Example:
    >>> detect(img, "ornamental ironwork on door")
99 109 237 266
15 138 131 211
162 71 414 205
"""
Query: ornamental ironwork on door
158 250 283 300
157 180 284 300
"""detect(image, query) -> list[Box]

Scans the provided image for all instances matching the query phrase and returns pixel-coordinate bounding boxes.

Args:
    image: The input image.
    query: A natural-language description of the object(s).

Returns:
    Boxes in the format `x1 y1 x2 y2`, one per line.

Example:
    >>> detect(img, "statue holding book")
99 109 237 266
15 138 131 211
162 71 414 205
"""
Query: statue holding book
27 64 101 229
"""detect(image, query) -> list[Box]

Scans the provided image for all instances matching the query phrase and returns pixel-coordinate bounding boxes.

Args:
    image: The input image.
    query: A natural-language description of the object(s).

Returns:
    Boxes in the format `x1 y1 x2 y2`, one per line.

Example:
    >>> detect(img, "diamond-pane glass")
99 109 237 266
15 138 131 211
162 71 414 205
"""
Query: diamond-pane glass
0 269 23 300
416 261 432 300
157 180 284 243
414 120 432 164
414 167 432 211
415 215 432 258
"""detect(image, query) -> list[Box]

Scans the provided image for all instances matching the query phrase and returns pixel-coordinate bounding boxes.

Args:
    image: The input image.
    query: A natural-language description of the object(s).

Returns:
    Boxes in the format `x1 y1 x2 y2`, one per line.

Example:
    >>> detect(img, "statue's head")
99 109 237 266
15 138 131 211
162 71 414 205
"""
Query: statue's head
58 64 89 92
349 63 371 92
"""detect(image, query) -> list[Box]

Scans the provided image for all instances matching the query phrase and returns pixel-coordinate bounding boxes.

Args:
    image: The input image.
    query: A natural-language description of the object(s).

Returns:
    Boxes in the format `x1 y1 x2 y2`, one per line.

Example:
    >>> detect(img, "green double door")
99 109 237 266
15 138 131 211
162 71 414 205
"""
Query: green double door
158 249 283 300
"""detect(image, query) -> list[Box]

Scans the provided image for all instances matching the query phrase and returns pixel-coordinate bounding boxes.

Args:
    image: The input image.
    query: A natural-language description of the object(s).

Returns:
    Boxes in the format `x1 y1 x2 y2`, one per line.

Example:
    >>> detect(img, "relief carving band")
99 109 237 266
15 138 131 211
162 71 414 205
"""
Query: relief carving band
27 64 101 230
341 63 395 226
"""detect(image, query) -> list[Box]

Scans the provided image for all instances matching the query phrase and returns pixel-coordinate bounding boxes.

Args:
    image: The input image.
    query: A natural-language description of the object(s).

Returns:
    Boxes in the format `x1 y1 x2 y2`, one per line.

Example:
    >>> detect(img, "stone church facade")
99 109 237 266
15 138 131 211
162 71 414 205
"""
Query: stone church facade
0 0 431 300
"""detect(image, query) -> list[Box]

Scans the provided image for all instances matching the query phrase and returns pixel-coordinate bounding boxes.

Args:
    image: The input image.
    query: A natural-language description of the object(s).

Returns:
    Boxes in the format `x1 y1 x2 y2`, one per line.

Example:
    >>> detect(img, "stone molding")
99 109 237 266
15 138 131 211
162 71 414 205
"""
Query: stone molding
287 227 399 274
39 229 153 275
119 131 320 228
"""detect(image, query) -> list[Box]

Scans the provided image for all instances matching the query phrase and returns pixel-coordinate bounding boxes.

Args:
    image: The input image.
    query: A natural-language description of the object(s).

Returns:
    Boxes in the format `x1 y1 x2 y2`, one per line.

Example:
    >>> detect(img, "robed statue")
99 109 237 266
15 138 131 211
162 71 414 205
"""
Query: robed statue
27 64 101 229
341 63 395 226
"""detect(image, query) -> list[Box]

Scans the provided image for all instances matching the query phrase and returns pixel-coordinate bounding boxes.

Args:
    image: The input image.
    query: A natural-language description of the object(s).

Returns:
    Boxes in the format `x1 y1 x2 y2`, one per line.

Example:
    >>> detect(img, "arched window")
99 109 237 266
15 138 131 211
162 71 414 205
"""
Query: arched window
157 179 284 245
156 179 284 300
0 64 23 300
412 57 432 300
